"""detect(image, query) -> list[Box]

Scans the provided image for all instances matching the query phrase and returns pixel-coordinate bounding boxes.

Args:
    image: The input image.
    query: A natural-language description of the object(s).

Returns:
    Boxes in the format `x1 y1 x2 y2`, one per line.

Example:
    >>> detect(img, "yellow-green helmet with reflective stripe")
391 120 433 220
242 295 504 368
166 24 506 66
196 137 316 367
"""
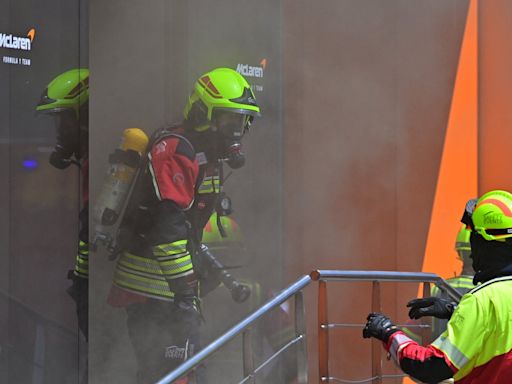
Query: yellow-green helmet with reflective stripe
202 213 244 247
183 68 260 132
472 190 512 241
455 224 471 252
36 68 89 116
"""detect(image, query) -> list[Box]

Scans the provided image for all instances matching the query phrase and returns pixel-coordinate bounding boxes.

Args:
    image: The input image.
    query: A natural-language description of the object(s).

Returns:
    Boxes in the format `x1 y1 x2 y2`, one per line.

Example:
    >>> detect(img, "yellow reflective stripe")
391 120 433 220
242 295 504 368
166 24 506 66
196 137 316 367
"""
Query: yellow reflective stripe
76 255 89 265
75 252 89 276
119 251 194 279
115 268 168 287
198 185 214 194
158 254 193 277
78 240 89 254
122 252 157 264
119 258 162 275
152 240 188 257
119 252 163 275
114 269 175 299
198 176 221 194
116 264 165 280
432 335 470 368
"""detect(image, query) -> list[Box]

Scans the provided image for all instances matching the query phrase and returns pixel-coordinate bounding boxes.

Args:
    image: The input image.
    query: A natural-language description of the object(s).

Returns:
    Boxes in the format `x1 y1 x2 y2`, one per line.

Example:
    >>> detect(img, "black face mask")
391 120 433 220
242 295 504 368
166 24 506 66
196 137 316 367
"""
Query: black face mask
212 112 250 169
49 110 87 169
189 129 246 169
222 141 245 169
470 232 512 283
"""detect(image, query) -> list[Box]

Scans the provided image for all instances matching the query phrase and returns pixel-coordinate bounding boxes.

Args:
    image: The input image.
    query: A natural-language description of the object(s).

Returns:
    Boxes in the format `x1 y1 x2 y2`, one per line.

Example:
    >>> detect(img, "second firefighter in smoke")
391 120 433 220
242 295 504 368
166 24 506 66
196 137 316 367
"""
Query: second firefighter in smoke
100 67 260 383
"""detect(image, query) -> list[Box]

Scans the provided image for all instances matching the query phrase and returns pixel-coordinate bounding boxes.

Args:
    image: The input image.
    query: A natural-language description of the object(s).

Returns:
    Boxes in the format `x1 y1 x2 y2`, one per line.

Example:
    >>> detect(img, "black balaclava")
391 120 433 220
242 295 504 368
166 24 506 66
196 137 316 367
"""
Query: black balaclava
49 106 88 169
470 232 512 284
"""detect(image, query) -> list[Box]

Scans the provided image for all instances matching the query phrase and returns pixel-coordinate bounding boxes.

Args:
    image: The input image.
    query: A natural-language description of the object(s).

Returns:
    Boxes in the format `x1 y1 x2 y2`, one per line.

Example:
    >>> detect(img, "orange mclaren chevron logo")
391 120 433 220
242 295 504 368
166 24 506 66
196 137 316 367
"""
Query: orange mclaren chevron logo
27 28 35 42
0 28 36 51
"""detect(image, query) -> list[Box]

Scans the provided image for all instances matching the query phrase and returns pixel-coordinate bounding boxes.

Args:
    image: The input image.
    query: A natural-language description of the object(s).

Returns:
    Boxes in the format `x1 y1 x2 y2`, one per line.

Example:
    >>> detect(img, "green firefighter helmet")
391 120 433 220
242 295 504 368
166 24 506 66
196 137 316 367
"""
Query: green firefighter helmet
202 213 244 249
36 68 89 116
471 190 512 241
455 224 471 252
455 224 471 264
183 67 260 134
202 212 247 267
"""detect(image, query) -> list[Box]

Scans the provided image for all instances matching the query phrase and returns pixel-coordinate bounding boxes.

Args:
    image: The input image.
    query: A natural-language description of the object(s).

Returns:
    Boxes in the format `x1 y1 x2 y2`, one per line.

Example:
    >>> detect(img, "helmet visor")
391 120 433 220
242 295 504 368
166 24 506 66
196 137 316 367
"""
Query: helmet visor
212 110 250 139
461 198 478 229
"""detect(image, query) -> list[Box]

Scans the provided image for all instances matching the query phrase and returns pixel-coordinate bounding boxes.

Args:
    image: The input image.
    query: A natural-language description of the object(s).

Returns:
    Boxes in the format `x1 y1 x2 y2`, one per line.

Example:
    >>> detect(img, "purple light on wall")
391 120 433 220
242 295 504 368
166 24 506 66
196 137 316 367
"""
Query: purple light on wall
22 158 39 170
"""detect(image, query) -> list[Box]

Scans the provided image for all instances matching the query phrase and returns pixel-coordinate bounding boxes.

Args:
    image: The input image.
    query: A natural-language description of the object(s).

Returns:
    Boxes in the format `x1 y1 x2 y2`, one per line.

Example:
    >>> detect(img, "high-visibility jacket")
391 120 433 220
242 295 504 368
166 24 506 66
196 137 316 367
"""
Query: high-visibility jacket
429 275 474 340
387 276 512 383
402 275 475 343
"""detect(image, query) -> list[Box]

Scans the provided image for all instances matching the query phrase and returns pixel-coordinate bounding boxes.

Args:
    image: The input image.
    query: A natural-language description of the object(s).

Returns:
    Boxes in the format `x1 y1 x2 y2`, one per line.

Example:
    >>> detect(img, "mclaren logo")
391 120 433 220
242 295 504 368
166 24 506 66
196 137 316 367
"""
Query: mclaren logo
236 59 267 78
0 28 36 51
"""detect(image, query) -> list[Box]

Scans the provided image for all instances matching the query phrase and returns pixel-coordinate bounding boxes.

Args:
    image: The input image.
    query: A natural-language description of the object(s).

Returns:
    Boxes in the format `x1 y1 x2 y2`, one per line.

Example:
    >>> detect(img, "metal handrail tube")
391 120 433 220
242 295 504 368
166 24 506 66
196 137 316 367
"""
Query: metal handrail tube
155 274 313 384
312 270 443 282
250 334 304 379
323 323 431 328
311 270 463 301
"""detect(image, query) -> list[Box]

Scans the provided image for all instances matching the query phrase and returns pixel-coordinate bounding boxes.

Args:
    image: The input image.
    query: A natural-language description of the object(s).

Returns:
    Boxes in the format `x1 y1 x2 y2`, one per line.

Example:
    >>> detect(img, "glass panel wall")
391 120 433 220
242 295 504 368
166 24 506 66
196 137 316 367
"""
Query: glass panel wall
0 0 88 382
89 1 282 383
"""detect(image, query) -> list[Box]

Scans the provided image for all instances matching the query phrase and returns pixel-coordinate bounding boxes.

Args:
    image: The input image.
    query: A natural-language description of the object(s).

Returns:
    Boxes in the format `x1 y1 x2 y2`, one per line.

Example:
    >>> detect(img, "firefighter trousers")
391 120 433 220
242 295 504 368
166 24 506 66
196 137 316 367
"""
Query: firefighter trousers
125 298 205 384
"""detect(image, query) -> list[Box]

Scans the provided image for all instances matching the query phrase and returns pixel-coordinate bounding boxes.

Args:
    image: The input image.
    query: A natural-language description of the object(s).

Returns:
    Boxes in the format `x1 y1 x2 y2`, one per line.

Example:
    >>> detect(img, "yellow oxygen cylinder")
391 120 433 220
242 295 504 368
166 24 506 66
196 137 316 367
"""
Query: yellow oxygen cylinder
93 128 149 228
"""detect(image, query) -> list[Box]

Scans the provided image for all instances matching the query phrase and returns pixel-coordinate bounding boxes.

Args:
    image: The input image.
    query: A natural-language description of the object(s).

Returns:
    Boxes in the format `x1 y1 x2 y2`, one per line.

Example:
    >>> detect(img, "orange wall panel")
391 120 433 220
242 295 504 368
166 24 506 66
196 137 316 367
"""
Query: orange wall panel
478 0 512 194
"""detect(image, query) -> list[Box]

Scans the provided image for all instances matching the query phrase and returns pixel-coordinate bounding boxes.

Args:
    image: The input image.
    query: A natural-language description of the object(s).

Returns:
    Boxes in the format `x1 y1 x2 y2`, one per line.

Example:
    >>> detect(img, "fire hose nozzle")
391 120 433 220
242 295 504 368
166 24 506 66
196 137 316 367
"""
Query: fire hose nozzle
229 281 251 303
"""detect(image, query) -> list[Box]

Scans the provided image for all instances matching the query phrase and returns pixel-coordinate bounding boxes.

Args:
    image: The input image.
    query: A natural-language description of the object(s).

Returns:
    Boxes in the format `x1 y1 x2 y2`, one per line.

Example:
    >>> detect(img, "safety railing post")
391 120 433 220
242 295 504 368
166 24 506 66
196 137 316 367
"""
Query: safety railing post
371 281 382 384
318 279 329 383
242 328 255 383
295 291 308 384
421 282 432 344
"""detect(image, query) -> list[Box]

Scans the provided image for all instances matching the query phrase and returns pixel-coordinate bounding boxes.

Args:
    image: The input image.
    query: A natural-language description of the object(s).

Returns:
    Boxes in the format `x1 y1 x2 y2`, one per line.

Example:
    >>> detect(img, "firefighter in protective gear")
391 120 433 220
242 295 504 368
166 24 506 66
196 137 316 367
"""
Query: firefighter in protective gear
36 68 90 340
106 67 260 383
363 190 512 383
403 225 474 343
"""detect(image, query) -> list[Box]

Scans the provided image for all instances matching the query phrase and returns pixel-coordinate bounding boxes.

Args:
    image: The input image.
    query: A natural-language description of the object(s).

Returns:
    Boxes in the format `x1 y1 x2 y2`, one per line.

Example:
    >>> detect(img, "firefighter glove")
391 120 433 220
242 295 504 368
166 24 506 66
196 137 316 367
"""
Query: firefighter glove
49 148 72 169
363 312 399 342
407 297 456 320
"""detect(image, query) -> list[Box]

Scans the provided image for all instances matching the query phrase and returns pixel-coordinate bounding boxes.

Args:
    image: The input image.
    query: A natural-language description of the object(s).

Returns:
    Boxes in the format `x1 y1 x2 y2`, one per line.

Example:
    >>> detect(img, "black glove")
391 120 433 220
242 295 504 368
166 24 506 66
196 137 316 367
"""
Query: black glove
407 297 456 320
174 291 200 314
363 312 400 342
49 149 72 169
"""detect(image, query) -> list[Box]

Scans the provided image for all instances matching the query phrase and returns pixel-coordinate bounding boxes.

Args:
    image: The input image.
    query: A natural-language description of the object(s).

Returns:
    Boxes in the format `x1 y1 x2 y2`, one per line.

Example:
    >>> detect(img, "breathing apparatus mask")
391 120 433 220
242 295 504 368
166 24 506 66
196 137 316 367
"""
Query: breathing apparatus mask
212 109 252 169
50 108 88 169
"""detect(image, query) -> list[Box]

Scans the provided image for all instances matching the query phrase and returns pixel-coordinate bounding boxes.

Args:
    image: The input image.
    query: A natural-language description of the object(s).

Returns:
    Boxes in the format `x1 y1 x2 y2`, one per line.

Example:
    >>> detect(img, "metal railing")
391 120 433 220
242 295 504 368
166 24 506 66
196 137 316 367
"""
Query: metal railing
156 274 312 384
312 270 462 383
155 270 462 384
